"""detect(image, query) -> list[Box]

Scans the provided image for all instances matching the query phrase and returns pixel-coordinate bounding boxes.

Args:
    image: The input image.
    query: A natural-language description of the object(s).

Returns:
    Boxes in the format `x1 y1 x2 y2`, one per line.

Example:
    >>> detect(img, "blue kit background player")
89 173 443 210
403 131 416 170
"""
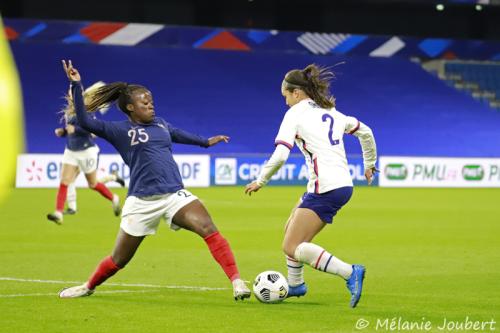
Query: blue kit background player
47 82 121 225
52 82 125 217
245 64 378 308
58 60 251 300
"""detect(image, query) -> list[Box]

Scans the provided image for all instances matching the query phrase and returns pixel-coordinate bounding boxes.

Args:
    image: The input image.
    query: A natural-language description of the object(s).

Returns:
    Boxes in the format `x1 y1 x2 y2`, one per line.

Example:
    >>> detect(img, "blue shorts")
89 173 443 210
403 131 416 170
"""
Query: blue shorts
298 186 353 223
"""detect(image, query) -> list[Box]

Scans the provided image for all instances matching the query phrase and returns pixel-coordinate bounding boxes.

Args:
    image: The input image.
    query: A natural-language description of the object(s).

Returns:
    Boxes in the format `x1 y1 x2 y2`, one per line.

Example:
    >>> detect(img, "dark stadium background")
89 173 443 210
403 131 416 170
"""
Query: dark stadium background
2 0 500 40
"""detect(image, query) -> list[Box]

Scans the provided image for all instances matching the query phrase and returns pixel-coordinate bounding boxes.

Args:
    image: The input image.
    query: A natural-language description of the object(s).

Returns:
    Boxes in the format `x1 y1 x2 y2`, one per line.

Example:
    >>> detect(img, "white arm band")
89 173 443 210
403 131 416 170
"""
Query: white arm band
352 122 377 170
255 145 291 186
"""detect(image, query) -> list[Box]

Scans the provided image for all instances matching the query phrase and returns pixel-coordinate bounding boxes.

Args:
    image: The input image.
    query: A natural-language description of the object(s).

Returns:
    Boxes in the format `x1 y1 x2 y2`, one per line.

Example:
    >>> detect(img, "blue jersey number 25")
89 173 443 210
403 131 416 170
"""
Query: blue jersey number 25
322 114 339 146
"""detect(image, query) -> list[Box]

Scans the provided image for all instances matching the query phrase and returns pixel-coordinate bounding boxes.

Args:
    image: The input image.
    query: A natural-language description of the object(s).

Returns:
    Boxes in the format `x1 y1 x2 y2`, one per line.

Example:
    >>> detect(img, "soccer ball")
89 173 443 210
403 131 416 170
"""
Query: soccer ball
253 271 289 303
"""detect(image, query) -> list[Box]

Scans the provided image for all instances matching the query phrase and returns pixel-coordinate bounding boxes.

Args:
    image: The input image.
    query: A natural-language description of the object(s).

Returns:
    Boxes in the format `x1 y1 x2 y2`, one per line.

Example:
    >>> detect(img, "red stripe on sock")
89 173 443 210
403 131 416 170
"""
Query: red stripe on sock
56 184 68 212
93 182 114 200
314 250 326 269
87 256 121 290
287 256 299 262
204 231 240 281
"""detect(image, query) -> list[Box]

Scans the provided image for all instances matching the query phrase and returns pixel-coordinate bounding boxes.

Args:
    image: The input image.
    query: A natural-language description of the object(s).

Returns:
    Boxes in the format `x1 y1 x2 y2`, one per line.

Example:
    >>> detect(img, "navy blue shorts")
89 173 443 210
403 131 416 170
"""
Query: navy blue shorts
298 186 353 223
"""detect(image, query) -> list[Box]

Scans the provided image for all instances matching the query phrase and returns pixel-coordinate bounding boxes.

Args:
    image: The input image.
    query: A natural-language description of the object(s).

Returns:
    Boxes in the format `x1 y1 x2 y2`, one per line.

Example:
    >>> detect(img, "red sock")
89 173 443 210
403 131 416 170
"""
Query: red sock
204 231 240 281
87 256 121 290
56 184 68 212
92 182 114 201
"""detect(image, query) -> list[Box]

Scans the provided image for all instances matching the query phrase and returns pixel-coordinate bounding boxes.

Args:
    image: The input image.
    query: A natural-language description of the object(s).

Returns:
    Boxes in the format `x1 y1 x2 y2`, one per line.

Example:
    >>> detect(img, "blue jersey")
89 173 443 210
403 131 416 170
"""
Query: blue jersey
71 81 209 197
65 114 96 151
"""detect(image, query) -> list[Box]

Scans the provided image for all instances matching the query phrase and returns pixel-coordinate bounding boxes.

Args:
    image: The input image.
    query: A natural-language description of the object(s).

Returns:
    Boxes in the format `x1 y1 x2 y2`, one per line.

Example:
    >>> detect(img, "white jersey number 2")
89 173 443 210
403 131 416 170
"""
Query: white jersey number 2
128 128 150 146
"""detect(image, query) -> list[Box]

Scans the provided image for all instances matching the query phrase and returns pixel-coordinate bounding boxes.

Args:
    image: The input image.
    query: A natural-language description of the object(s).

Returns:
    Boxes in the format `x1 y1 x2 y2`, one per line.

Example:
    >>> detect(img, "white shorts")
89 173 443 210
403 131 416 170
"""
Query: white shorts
62 146 100 174
120 189 198 237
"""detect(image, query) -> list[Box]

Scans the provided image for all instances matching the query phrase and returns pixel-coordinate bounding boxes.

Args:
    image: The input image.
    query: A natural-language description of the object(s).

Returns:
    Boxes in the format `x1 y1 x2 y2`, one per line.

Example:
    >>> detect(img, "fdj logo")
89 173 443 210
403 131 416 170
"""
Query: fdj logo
384 164 408 180
462 165 484 181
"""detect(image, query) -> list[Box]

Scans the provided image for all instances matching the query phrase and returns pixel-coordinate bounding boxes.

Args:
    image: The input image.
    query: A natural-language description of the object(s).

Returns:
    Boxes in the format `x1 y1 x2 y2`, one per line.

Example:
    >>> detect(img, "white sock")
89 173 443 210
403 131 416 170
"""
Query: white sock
286 256 304 287
67 182 77 211
294 242 353 280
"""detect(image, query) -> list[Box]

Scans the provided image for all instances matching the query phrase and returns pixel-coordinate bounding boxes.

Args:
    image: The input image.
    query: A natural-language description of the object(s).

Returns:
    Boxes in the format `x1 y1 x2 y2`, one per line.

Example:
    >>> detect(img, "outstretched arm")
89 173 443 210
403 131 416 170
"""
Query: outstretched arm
246 109 297 195
349 120 378 185
62 60 107 138
245 144 290 195
169 123 229 148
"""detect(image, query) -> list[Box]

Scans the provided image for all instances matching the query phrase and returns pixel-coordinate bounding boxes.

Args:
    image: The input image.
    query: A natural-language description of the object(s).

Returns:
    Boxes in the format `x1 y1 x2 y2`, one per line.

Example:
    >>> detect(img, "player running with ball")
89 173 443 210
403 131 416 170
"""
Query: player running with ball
245 64 377 308
58 60 251 301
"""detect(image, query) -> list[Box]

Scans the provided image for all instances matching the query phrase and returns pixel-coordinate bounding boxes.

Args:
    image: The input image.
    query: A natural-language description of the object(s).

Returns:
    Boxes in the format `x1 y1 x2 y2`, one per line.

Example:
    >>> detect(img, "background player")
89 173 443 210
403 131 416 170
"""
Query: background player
245 64 377 308
47 83 121 224
58 60 251 301
54 125 125 215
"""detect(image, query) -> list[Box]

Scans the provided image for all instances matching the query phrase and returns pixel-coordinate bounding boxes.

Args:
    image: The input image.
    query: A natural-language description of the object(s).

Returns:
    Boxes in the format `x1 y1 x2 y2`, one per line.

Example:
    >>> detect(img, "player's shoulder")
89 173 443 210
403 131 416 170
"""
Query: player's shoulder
285 99 312 117
154 117 171 129
294 99 317 111
326 107 351 120
108 119 135 130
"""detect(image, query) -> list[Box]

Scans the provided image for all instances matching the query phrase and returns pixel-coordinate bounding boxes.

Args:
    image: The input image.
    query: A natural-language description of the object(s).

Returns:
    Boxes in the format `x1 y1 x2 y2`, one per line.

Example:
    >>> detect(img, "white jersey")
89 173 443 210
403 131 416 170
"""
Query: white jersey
274 99 362 194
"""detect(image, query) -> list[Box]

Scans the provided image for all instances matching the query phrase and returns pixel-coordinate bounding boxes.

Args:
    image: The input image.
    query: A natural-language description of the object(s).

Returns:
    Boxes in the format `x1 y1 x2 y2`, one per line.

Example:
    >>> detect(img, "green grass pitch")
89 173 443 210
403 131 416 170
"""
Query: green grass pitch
0 187 499 332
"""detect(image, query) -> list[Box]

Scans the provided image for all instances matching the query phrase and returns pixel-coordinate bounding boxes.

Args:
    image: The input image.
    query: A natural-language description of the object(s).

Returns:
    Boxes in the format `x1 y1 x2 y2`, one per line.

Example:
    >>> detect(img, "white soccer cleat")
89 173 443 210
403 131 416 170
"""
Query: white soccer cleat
112 194 121 217
232 278 251 301
47 211 63 225
59 283 94 298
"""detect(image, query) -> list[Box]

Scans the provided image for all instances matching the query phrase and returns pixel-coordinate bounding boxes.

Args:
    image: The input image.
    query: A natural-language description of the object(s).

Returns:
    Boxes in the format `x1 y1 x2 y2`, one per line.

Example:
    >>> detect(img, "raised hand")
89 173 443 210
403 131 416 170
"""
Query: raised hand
208 135 230 147
62 60 81 82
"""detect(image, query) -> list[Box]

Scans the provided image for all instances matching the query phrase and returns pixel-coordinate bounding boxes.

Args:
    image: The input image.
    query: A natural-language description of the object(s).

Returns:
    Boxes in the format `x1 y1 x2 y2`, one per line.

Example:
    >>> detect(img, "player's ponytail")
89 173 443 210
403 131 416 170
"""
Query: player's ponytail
61 81 110 119
86 82 147 116
283 64 336 109
85 82 127 113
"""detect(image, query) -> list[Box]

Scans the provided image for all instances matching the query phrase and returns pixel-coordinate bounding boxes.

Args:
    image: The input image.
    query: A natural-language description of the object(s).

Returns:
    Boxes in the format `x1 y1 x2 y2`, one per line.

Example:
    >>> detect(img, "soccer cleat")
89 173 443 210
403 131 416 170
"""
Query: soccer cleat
232 279 251 301
47 211 63 225
287 282 307 298
346 264 366 308
111 170 126 187
63 208 77 215
112 194 121 217
59 284 94 298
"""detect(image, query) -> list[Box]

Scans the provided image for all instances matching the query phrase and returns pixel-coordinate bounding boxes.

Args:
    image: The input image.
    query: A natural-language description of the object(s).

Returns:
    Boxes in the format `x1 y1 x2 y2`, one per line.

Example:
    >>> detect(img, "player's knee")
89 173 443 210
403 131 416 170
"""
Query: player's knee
187 212 217 237
197 219 217 237
282 240 298 259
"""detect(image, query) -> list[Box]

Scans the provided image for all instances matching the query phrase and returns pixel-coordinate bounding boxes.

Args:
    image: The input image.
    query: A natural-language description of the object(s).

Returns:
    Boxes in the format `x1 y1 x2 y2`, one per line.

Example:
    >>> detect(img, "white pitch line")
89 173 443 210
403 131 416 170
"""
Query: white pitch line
0 277 229 291
0 289 159 298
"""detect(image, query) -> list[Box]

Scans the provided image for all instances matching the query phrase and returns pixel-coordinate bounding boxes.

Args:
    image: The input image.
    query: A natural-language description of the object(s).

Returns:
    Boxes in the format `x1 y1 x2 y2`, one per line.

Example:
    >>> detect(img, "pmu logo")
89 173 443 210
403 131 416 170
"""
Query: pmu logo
384 163 407 180
462 165 484 181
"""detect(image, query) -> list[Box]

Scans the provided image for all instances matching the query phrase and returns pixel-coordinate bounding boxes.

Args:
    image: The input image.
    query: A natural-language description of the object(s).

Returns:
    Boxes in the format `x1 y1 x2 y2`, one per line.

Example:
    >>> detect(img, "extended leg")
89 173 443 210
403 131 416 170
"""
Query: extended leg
173 200 250 300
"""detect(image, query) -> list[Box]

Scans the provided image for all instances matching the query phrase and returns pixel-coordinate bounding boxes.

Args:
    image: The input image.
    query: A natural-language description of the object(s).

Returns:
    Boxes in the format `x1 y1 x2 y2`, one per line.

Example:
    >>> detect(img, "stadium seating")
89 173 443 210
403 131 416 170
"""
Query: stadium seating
443 61 500 109
8 25 500 158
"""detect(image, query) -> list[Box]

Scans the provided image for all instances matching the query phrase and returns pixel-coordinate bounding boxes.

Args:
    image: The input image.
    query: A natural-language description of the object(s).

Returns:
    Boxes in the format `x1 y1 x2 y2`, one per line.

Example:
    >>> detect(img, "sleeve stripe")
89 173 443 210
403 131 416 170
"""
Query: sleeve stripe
275 140 293 150
348 121 360 135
